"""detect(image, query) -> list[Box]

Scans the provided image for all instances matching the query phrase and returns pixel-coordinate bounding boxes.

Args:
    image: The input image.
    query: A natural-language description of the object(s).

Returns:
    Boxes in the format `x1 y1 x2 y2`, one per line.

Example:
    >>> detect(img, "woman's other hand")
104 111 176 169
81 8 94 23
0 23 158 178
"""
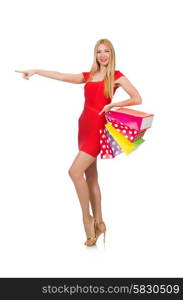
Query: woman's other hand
98 104 112 115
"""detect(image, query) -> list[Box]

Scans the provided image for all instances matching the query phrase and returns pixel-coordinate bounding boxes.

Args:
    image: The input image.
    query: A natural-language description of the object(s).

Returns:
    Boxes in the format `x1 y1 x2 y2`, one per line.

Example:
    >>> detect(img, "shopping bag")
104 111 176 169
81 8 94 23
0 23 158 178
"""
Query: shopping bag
99 108 153 159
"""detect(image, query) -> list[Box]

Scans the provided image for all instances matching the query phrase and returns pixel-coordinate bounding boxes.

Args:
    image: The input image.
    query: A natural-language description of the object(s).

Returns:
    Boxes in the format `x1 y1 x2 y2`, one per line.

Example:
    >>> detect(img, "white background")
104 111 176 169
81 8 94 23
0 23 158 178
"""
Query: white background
0 0 182 277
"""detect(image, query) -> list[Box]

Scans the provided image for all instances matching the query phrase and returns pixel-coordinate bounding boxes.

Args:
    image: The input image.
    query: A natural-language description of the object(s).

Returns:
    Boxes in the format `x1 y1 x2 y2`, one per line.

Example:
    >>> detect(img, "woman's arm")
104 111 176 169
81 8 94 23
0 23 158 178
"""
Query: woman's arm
111 75 142 107
98 76 142 115
35 70 85 84
15 69 85 84
109 97 141 108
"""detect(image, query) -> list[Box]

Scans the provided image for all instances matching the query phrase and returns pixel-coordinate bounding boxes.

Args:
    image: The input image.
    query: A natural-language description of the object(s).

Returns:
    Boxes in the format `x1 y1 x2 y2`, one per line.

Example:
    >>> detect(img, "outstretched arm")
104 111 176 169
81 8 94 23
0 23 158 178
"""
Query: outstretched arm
15 69 85 84
35 70 85 84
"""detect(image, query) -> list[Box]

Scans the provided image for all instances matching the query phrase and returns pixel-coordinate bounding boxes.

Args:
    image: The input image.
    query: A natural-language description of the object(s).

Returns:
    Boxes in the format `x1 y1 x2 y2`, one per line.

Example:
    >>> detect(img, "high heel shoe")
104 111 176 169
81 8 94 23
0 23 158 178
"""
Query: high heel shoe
95 221 107 244
84 217 97 247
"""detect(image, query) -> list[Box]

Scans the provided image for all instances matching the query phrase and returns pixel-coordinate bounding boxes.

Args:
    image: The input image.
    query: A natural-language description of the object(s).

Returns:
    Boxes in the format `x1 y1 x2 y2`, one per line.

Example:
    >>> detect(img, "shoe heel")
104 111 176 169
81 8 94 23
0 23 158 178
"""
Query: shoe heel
103 231 106 244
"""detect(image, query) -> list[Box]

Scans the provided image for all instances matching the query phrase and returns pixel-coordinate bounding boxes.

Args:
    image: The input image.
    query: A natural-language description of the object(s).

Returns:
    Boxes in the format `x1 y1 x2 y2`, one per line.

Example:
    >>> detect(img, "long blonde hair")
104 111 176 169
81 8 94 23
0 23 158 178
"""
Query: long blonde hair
86 38 116 99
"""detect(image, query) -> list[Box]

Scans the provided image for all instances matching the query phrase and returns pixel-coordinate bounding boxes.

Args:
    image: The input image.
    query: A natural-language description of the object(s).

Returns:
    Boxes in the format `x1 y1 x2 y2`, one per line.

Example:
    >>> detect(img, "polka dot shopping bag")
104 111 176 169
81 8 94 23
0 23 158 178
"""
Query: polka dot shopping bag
99 108 154 159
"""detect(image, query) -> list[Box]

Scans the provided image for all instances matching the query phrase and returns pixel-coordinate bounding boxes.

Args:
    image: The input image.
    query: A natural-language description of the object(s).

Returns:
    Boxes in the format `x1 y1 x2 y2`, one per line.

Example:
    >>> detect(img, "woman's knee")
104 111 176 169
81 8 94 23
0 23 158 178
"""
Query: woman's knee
68 166 83 180
68 151 97 180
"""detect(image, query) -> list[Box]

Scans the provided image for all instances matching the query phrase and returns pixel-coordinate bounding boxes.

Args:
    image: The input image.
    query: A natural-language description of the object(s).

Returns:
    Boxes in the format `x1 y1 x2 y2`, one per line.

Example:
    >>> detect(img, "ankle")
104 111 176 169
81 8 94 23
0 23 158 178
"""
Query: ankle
95 220 106 231
95 218 104 224
83 215 93 223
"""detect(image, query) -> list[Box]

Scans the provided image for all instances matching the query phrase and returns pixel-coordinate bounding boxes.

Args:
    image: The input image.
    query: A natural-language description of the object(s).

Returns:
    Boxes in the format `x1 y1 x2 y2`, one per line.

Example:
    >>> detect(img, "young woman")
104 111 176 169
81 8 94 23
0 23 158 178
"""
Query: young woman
15 38 142 247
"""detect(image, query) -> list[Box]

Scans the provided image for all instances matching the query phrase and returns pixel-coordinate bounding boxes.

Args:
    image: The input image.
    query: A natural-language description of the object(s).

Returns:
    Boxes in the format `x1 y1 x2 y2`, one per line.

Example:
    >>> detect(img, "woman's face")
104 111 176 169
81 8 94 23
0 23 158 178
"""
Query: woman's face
96 44 111 66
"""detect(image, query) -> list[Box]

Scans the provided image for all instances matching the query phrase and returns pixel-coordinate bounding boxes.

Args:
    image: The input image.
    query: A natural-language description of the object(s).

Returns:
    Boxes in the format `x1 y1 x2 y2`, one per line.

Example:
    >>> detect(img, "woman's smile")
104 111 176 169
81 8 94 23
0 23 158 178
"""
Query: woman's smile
98 57 109 64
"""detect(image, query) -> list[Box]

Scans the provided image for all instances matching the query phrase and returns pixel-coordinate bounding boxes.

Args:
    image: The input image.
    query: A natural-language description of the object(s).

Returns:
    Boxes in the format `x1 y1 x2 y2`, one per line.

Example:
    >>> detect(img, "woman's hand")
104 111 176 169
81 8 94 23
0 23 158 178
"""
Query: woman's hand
15 69 37 80
98 104 112 115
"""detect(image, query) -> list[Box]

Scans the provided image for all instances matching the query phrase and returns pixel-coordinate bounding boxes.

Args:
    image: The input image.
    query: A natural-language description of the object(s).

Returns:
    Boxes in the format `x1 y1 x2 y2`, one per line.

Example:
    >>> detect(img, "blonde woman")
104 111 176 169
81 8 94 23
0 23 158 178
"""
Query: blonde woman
15 38 142 247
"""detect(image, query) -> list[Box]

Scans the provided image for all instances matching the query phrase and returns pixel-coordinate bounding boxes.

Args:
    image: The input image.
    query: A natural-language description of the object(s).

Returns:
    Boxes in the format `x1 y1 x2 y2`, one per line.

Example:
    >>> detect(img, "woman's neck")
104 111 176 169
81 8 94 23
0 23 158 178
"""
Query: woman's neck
99 66 107 74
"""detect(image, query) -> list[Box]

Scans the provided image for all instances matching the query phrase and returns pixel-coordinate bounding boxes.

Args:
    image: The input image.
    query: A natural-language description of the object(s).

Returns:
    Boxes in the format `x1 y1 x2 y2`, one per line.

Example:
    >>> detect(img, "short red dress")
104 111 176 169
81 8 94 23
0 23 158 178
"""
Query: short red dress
78 70 124 158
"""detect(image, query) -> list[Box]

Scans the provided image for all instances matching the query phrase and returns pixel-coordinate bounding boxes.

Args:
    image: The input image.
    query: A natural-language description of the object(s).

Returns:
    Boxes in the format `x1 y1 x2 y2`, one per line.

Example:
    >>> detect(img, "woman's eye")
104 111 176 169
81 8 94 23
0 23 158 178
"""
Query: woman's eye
97 50 110 53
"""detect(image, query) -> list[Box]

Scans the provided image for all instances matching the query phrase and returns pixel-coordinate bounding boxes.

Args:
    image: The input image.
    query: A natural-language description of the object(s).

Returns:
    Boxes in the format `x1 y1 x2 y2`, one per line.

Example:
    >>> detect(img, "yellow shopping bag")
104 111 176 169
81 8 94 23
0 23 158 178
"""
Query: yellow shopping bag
105 123 137 155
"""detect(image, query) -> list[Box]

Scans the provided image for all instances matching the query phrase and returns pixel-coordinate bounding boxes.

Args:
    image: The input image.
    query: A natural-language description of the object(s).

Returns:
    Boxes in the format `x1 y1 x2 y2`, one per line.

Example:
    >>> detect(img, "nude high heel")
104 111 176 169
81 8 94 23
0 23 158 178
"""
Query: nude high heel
95 221 106 244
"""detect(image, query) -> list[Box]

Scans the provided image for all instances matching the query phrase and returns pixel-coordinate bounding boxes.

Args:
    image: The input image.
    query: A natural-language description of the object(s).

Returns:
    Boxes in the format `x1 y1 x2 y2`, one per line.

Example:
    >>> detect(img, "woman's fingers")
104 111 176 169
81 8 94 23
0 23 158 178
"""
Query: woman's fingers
98 104 111 115
15 70 30 75
15 70 32 79
98 110 104 115
24 74 29 80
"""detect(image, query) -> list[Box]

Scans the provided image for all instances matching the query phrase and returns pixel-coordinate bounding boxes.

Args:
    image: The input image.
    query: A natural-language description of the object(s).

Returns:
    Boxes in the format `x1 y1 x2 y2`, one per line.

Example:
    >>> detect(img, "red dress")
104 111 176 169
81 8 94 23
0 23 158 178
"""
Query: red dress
78 70 124 158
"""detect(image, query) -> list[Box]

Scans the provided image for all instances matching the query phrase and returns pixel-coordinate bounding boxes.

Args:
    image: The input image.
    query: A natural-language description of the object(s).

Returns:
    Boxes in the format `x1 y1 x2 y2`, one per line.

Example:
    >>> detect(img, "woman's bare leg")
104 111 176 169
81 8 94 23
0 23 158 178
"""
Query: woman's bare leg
68 151 97 239
85 160 106 236
84 160 103 222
